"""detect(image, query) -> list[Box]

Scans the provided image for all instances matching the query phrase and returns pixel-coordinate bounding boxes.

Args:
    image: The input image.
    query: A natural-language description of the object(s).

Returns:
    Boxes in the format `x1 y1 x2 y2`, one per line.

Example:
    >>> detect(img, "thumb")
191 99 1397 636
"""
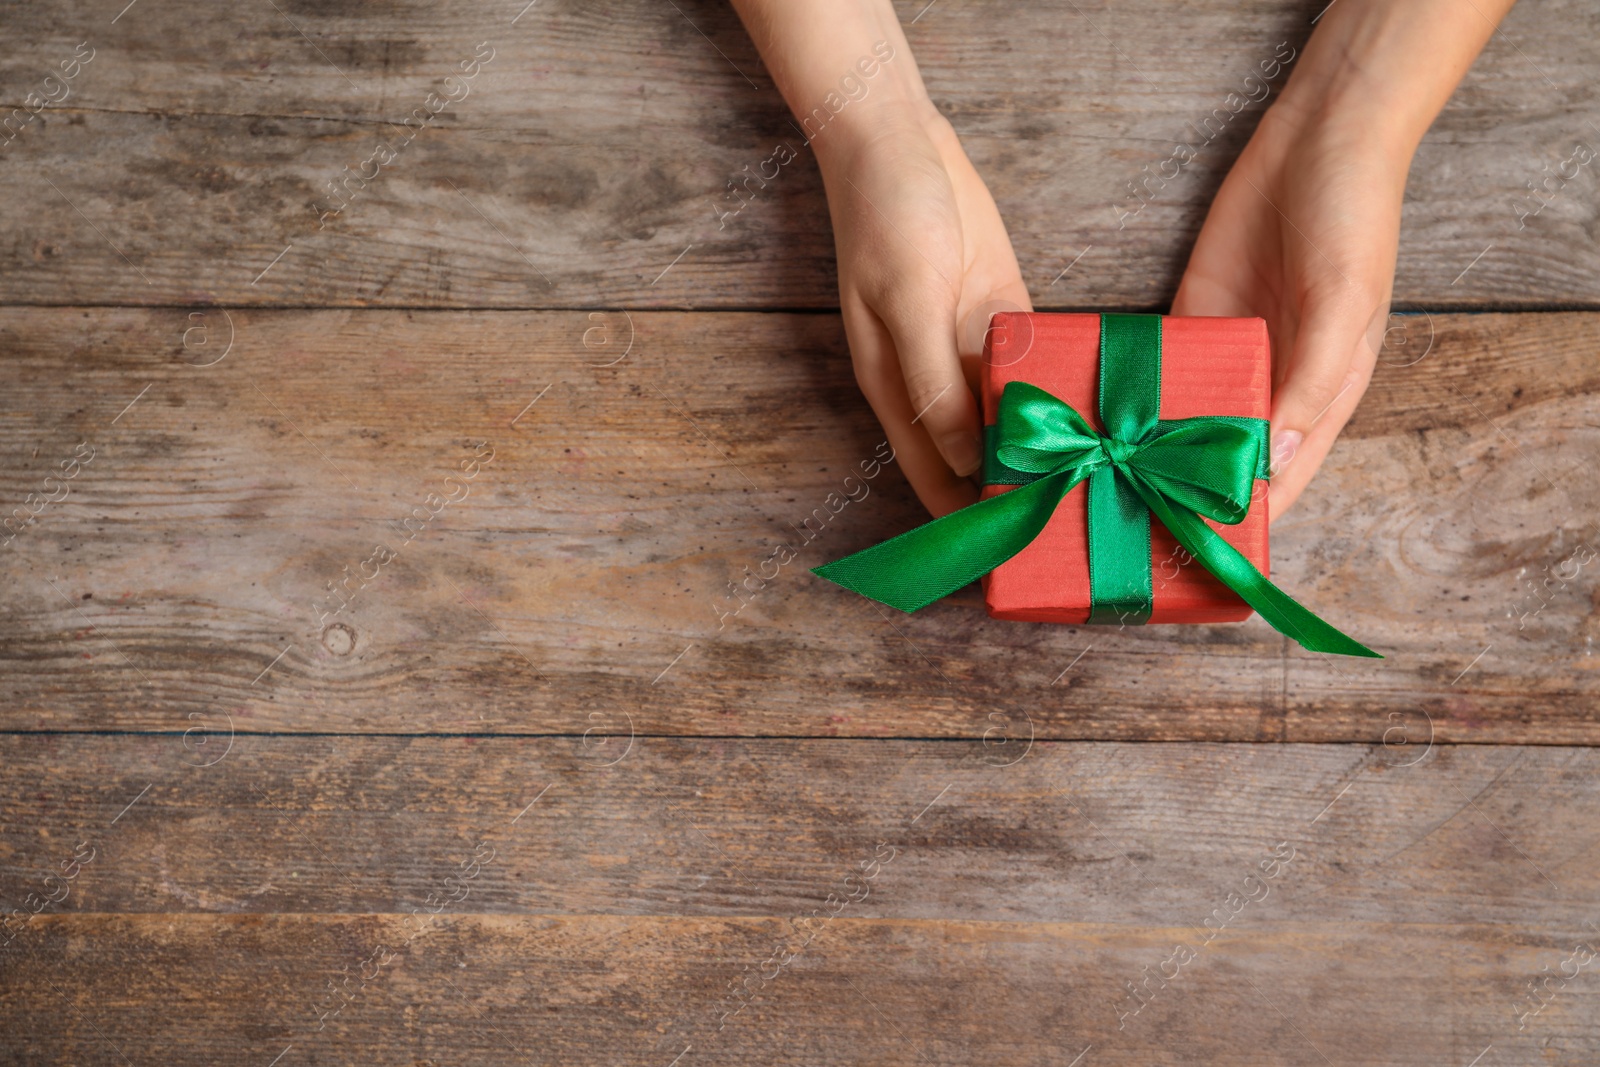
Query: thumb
878 281 982 478
1267 291 1386 507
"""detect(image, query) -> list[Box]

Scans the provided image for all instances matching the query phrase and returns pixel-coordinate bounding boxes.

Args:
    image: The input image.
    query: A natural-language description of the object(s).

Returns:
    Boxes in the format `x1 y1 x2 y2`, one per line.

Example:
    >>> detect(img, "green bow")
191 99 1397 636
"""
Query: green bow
814 314 1378 658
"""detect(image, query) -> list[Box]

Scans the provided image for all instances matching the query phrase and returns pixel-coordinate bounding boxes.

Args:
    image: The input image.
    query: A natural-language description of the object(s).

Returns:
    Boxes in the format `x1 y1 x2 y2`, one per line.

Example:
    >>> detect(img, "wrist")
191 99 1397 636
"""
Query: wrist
1274 4 1442 161
1276 67 1426 172
1276 75 1426 169
784 35 940 172
1275 0 1509 162
810 89 949 182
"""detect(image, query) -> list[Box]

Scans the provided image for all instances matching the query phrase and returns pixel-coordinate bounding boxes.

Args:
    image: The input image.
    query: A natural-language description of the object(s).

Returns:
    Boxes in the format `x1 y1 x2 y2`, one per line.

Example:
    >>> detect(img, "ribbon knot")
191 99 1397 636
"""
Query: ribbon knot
1103 438 1139 466
813 313 1379 658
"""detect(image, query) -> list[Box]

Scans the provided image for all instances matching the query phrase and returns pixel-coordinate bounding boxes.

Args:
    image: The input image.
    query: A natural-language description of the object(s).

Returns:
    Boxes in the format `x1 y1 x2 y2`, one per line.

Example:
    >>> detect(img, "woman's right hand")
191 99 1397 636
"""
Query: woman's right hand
815 101 1031 518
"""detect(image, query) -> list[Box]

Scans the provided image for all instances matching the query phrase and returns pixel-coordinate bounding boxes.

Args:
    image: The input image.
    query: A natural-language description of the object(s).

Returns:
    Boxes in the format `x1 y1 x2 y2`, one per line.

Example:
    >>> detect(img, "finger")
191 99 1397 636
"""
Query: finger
1170 268 1254 320
955 281 1035 389
1267 292 1385 518
1266 353 1373 519
1170 157 1277 321
869 270 983 481
842 294 979 518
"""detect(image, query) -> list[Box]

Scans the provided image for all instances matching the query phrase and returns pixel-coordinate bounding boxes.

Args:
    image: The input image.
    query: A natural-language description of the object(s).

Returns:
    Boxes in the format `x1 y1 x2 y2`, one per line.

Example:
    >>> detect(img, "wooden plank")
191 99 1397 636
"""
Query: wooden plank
2 734 1595 923
1 307 1596 741
0 0 1595 309
2 736 1597 1064
7 915 1594 1065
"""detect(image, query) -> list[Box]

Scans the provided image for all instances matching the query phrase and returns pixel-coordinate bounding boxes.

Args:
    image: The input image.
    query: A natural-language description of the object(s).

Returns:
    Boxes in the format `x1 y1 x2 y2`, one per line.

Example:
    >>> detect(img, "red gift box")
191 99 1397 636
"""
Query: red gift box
980 313 1271 624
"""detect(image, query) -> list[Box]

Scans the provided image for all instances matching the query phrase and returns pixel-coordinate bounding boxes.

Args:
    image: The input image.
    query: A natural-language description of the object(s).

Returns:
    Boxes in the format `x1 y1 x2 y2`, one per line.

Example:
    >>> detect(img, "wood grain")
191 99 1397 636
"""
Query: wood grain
0 0 1595 309
9 914 1592 1065
1 307 1595 742
2 734 1594 923
2 735 1596 1064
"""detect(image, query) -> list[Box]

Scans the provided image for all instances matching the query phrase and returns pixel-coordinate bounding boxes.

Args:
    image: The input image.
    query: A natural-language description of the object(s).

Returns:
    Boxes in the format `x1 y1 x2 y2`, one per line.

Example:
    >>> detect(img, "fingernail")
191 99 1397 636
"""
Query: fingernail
940 431 983 477
1270 430 1302 477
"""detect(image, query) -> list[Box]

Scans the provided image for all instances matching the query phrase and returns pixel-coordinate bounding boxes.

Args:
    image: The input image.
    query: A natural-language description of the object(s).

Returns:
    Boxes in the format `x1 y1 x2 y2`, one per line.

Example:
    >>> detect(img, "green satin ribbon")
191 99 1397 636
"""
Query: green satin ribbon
813 313 1379 658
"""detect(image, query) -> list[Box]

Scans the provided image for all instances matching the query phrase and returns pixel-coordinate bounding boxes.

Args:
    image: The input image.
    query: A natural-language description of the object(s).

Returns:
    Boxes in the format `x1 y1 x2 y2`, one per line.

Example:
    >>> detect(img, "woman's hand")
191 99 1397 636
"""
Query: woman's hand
1175 0 1517 520
1172 102 1407 519
815 104 1030 517
728 0 1028 518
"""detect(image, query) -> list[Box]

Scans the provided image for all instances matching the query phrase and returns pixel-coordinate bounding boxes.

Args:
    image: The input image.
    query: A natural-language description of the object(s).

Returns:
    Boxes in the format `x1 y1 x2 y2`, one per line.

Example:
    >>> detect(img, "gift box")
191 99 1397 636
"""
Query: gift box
814 311 1376 657
980 312 1270 624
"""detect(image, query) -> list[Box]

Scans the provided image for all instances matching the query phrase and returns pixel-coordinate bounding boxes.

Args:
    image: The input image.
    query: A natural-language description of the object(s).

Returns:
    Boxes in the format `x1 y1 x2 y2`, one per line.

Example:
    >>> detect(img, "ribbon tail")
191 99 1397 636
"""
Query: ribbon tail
813 468 1084 613
1129 481 1382 659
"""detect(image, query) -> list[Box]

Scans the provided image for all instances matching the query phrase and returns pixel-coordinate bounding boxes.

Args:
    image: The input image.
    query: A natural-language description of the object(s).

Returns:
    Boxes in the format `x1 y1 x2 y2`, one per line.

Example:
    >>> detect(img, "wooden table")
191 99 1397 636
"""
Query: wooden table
3 0 1598 1062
